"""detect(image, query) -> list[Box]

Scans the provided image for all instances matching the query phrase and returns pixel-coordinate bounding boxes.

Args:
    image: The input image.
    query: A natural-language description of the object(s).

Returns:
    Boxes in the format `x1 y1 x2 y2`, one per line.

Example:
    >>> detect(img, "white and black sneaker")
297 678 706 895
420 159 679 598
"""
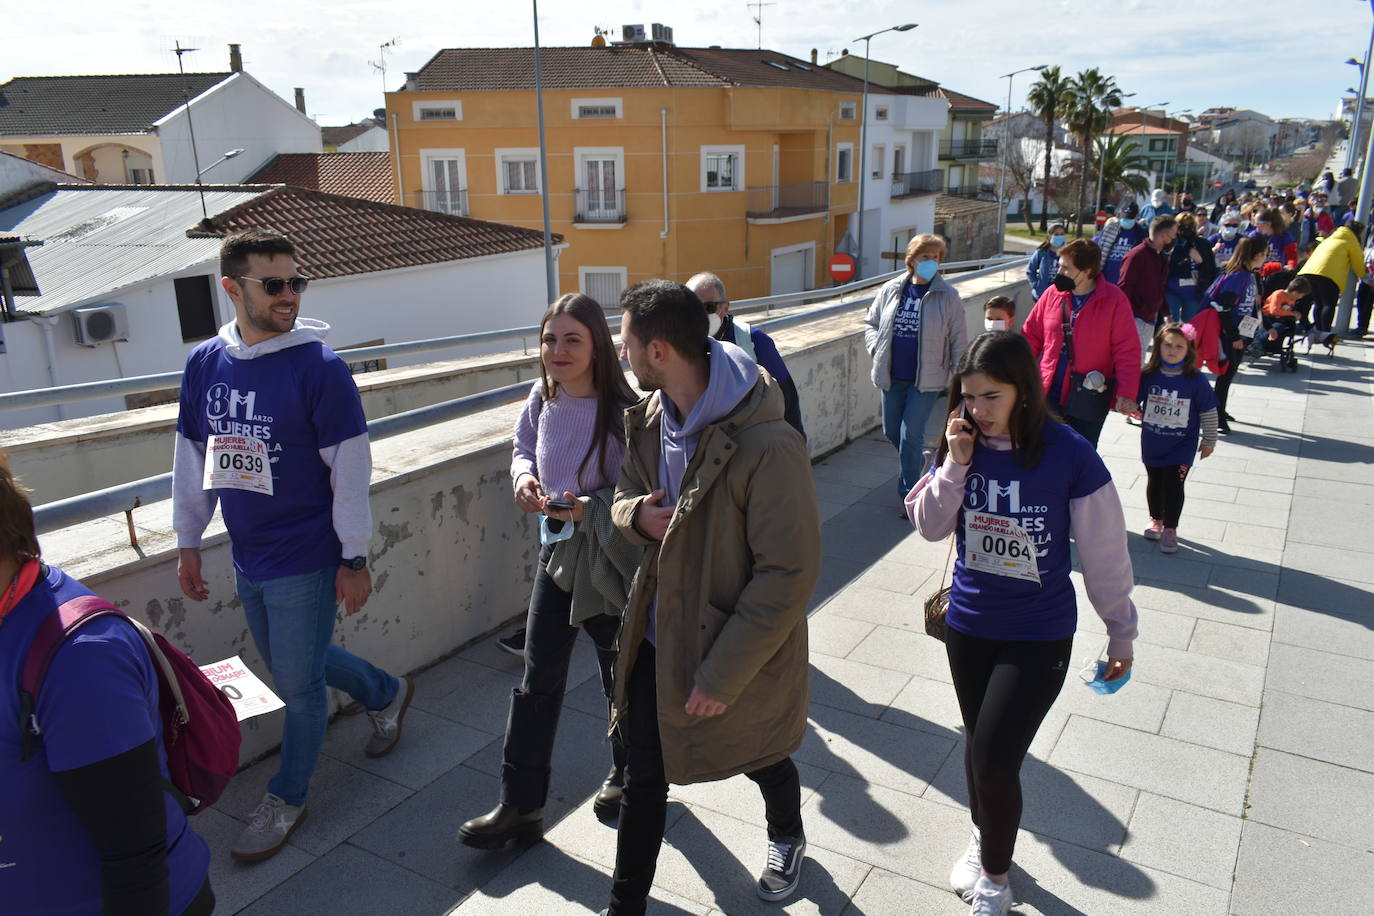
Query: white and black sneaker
756 833 806 901
949 827 982 901
497 627 527 657
969 875 1013 916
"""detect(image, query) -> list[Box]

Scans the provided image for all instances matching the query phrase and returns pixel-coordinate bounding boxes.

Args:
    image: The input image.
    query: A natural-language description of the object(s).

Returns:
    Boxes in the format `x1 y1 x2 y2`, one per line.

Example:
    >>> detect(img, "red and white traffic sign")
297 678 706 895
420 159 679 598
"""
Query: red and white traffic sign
829 252 857 283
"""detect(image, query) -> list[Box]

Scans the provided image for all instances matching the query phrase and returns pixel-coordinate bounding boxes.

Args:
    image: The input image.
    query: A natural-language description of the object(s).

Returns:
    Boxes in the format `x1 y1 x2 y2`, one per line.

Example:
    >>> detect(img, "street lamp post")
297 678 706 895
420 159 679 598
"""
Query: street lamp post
1347 54 1370 172
197 148 245 180
1165 108 1192 194
1335 1 1374 335
853 22 917 281
996 65 1046 243
1137 101 1167 192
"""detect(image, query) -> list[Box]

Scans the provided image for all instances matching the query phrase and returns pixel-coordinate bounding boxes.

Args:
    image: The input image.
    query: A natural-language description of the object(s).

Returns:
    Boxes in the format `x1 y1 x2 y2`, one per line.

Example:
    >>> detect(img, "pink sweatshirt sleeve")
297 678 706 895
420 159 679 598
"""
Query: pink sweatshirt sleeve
906 456 969 540
1069 481 1139 659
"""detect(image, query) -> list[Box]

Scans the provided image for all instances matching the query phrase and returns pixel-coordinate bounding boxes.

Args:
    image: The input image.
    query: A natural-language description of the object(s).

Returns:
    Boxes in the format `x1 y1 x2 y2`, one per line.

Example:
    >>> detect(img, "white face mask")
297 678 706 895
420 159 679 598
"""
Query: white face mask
984 319 1008 331
707 312 723 337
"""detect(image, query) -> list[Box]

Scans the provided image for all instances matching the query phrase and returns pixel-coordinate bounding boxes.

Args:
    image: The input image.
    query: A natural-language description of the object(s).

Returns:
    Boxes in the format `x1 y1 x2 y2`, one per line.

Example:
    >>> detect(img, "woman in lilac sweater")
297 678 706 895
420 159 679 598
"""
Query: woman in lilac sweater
907 332 1137 916
459 293 639 849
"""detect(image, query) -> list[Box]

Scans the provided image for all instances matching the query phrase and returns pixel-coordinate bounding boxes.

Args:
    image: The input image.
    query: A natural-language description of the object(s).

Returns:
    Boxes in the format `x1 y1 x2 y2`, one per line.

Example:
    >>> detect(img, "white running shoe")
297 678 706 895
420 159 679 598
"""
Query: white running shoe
949 827 982 901
969 875 1013 916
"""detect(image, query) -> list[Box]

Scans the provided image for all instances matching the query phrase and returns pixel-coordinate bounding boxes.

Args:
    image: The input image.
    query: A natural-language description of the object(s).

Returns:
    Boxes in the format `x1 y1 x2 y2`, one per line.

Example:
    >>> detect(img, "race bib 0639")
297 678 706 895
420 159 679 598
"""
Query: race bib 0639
203 435 273 495
964 511 1040 584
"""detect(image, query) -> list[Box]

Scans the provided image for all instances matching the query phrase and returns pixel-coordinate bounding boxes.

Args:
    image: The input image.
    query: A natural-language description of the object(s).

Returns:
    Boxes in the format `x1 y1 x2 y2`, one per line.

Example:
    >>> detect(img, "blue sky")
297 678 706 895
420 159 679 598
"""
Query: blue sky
2 1 1368 125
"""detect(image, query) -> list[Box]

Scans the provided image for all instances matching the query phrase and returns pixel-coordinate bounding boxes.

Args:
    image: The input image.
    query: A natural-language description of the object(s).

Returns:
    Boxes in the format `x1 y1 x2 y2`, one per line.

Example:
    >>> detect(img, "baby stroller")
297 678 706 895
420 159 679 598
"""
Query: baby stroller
1253 265 1303 372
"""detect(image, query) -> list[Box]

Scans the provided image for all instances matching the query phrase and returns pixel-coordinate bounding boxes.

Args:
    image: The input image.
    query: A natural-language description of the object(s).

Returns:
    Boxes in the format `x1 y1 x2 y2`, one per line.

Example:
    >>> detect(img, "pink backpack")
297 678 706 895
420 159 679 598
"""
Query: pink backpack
19 595 242 814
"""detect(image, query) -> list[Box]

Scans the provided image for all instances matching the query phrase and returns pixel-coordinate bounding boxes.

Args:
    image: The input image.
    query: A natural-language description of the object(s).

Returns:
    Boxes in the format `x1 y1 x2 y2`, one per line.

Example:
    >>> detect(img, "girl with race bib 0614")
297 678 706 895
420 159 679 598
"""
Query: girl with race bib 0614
1133 323 1219 555
907 332 1137 916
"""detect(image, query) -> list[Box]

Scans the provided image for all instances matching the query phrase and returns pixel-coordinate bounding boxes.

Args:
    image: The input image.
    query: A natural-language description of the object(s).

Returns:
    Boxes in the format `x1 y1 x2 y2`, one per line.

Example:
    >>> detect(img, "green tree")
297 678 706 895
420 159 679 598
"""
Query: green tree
1026 65 1072 232
1061 68 1122 236
1093 134 1152 205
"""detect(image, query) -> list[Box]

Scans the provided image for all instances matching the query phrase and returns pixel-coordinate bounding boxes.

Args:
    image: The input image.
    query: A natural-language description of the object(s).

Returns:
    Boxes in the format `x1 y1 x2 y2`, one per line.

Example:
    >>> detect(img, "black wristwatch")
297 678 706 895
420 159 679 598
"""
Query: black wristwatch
339 556 367 571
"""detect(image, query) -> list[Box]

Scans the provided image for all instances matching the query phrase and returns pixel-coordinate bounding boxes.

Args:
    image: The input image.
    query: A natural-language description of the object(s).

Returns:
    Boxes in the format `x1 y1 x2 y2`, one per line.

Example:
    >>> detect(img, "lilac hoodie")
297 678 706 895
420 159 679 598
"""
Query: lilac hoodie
657 338 760 504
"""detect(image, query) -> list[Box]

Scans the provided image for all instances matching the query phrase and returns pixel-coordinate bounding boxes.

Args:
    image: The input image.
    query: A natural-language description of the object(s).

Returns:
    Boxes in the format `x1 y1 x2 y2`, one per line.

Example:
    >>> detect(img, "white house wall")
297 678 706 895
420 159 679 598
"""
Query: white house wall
338 126 390 153
854 94 945 277
155 73 322 184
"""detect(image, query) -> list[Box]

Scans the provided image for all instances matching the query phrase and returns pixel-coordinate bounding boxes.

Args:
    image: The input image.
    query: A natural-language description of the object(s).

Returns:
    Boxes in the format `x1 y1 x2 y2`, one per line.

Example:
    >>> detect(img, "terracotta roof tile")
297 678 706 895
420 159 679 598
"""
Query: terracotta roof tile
415 46 870 93
937 87 998 111
0 73 232 136
194 186 556 280
248 152 395 204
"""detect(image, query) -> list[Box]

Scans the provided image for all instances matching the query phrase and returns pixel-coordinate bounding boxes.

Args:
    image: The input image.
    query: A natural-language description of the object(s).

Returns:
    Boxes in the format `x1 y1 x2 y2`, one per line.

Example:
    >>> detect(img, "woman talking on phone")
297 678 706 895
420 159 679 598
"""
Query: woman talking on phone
906 332 1138 916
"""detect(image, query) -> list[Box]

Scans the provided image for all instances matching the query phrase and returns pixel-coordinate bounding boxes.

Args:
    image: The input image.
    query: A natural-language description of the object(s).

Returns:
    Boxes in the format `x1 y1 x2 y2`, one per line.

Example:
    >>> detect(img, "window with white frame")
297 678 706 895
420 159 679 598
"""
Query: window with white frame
412 99 462 121
700 145 745 192
579 267 628 307
572 97 623 119
575 147 625 220
836 143 853 183
870 144 885 179
875 105 890 121
496 148 540 194
420 149 467 214
893 145 906 176
839 101 857 120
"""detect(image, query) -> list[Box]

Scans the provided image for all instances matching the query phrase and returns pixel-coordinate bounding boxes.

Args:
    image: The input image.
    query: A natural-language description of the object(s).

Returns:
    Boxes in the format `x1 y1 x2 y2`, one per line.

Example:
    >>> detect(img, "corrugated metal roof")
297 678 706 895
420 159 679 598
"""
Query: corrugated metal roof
0 185 266 315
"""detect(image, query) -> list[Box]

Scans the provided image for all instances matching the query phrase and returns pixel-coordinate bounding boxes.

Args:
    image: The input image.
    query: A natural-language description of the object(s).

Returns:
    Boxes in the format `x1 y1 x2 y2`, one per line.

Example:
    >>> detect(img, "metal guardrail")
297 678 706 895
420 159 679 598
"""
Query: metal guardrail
413 189 468 216
745 182 829 219
890 169 943 199
574 188 626 223
29 254 1029 534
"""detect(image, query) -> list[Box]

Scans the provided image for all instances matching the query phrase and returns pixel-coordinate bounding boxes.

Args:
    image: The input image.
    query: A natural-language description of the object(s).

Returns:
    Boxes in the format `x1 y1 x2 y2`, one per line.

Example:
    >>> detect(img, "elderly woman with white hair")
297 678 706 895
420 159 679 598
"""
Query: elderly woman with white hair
863 234 969 509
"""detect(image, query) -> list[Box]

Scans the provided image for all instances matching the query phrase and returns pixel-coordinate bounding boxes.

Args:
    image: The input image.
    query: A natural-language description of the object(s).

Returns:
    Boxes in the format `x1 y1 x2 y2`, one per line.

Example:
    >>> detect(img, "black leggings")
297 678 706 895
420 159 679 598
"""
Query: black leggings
1213 349 1242 414
1307 273 1341 333
1145 464 1191 528
945 627 1072 875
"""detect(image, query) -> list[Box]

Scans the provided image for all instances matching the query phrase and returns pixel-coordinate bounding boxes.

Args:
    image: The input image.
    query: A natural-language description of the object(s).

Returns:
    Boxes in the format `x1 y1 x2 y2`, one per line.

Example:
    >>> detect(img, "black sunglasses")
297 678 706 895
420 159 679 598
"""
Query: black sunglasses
235 275 311 296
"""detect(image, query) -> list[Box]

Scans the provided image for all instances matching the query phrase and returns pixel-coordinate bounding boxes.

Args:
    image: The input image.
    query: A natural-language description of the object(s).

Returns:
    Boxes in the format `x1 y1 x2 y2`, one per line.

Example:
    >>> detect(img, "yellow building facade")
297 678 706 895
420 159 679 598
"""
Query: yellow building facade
385 45 871 304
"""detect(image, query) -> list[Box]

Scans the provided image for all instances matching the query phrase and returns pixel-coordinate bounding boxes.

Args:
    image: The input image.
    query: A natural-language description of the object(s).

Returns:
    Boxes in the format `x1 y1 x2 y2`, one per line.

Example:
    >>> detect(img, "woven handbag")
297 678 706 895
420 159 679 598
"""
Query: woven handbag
923 535 956 641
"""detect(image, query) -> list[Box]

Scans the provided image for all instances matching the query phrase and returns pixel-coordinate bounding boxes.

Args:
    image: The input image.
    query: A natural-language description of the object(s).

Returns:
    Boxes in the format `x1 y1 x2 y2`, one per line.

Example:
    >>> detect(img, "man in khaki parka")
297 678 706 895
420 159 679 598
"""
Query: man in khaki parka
600 280 820 916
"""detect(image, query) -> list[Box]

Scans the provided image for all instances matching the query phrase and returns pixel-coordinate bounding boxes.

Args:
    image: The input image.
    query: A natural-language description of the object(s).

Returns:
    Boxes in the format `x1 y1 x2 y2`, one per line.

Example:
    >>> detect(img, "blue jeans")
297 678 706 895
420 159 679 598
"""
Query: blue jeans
1166 289 1201 323
882 380 941 498
237 565 399 806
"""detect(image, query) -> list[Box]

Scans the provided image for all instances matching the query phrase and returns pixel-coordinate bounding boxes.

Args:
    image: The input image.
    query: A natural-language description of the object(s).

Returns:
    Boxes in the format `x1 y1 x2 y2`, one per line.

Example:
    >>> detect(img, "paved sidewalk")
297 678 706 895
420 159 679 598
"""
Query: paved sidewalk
207 340 1374 915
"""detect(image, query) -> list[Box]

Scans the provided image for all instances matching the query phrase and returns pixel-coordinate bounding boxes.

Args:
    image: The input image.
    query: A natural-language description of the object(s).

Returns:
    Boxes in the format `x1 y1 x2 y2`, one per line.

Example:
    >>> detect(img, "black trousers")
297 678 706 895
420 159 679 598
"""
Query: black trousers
1214 349 1242 414
945 627 1072 876
1357 283 1373 336
1307 273 1341 333
501 545 625 810
1145 464 1191 528
608 641 803 916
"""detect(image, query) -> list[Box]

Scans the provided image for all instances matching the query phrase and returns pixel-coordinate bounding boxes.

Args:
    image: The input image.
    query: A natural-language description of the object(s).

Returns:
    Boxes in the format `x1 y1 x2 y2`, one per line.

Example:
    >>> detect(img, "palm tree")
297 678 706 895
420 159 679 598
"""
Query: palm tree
1061 68 1122 236
1093 134 1152 204
1026 66 1071 232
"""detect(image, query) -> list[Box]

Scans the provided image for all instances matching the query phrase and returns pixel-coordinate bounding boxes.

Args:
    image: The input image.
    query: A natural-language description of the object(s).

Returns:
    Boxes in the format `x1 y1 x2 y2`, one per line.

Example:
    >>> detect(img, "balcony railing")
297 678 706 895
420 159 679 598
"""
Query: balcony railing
414 189 468 216
745 181 829 219
574 188 626 223
942 185 991 200
890 169 943 199
939 138 999 160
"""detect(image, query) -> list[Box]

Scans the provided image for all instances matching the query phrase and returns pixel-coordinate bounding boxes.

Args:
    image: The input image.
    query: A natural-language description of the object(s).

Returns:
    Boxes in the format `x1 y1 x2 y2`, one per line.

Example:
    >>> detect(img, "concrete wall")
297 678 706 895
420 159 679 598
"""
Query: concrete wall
28 266 1027 765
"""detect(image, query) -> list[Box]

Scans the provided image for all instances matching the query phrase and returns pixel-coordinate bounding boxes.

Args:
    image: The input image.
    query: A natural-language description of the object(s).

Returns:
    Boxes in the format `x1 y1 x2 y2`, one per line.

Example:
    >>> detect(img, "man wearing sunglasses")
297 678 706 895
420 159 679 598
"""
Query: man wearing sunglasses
171 228 412 864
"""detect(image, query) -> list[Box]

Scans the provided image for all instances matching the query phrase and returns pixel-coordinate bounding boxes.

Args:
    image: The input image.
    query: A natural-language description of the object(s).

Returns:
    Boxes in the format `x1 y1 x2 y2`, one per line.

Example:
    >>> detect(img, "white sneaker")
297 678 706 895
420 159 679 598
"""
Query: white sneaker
230 792 307 862
969 875 1013 916
365 676 413 758
949 827 982 901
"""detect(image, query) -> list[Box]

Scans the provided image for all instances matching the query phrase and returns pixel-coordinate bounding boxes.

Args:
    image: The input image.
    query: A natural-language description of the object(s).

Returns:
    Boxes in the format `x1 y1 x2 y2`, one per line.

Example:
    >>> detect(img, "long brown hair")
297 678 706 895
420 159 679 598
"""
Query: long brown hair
934 332 1054 470
1142 322 1198 377
537 293 638 485
0 451 41 562
1223 236 1267 274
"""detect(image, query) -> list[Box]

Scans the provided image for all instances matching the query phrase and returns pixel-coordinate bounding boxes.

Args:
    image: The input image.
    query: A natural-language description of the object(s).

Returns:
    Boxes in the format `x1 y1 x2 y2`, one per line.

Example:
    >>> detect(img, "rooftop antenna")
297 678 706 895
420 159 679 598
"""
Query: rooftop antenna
369 37 400 95
173 40 210 222
747 1 776 50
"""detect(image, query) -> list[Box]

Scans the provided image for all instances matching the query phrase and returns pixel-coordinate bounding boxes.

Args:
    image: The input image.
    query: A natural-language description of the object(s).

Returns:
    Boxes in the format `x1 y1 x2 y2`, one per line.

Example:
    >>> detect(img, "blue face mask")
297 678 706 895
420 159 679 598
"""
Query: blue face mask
1221 226 1239 239
1119 218 1136 230
914 259 939 282
1081 659 1131 695
1050 234 1066 247
539 514 575 547
1161 356 1187 368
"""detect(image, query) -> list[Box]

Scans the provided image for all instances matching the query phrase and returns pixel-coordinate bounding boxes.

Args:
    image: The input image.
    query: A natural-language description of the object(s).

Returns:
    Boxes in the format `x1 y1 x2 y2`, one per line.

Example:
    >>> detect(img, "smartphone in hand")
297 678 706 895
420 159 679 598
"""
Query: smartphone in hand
545 497 576 510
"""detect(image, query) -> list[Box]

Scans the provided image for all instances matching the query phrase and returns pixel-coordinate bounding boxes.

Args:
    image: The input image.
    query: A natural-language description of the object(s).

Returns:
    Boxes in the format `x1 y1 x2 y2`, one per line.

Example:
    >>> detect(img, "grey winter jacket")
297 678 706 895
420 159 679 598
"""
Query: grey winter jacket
863 272 969 392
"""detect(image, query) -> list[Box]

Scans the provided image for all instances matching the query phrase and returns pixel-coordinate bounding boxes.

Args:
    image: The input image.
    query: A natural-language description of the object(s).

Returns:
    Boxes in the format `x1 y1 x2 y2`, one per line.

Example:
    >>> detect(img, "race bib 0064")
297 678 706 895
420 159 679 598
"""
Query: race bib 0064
203 434 273 495
964 511 1040 584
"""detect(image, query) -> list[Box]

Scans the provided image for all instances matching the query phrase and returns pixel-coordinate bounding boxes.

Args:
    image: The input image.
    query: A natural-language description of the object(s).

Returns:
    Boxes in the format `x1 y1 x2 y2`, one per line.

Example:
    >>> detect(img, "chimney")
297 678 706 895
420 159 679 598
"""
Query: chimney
294 88 306 114
229 44 243 73
810 48 818 65
405 72 419 91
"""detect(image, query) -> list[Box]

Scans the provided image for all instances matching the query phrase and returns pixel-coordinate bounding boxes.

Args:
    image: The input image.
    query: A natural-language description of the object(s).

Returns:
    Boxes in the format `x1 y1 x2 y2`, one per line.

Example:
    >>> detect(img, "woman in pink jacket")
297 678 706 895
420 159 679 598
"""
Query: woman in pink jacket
1021 238 1142 447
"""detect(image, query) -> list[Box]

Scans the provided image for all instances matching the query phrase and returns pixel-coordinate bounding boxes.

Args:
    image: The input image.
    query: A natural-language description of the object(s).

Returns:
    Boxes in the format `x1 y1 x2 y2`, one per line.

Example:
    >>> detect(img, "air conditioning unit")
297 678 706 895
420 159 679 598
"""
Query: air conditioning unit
621 24 646 42
651 23 673 44
72 304 129 346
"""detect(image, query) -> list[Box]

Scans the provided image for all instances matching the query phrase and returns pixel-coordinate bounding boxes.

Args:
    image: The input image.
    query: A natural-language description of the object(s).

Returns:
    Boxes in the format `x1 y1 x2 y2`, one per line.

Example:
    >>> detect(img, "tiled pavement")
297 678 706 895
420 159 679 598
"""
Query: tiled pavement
211 340 1374 915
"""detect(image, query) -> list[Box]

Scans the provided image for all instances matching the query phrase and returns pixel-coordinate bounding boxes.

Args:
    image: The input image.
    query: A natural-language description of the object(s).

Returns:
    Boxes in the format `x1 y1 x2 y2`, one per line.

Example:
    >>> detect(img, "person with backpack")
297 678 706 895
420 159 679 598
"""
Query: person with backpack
0 453 215 915
172 229 413 863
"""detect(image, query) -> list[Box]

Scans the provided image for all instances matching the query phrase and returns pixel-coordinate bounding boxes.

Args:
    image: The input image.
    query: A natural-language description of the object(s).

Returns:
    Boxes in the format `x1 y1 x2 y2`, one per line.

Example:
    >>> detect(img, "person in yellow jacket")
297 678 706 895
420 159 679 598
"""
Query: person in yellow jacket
1297 221 1366 351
